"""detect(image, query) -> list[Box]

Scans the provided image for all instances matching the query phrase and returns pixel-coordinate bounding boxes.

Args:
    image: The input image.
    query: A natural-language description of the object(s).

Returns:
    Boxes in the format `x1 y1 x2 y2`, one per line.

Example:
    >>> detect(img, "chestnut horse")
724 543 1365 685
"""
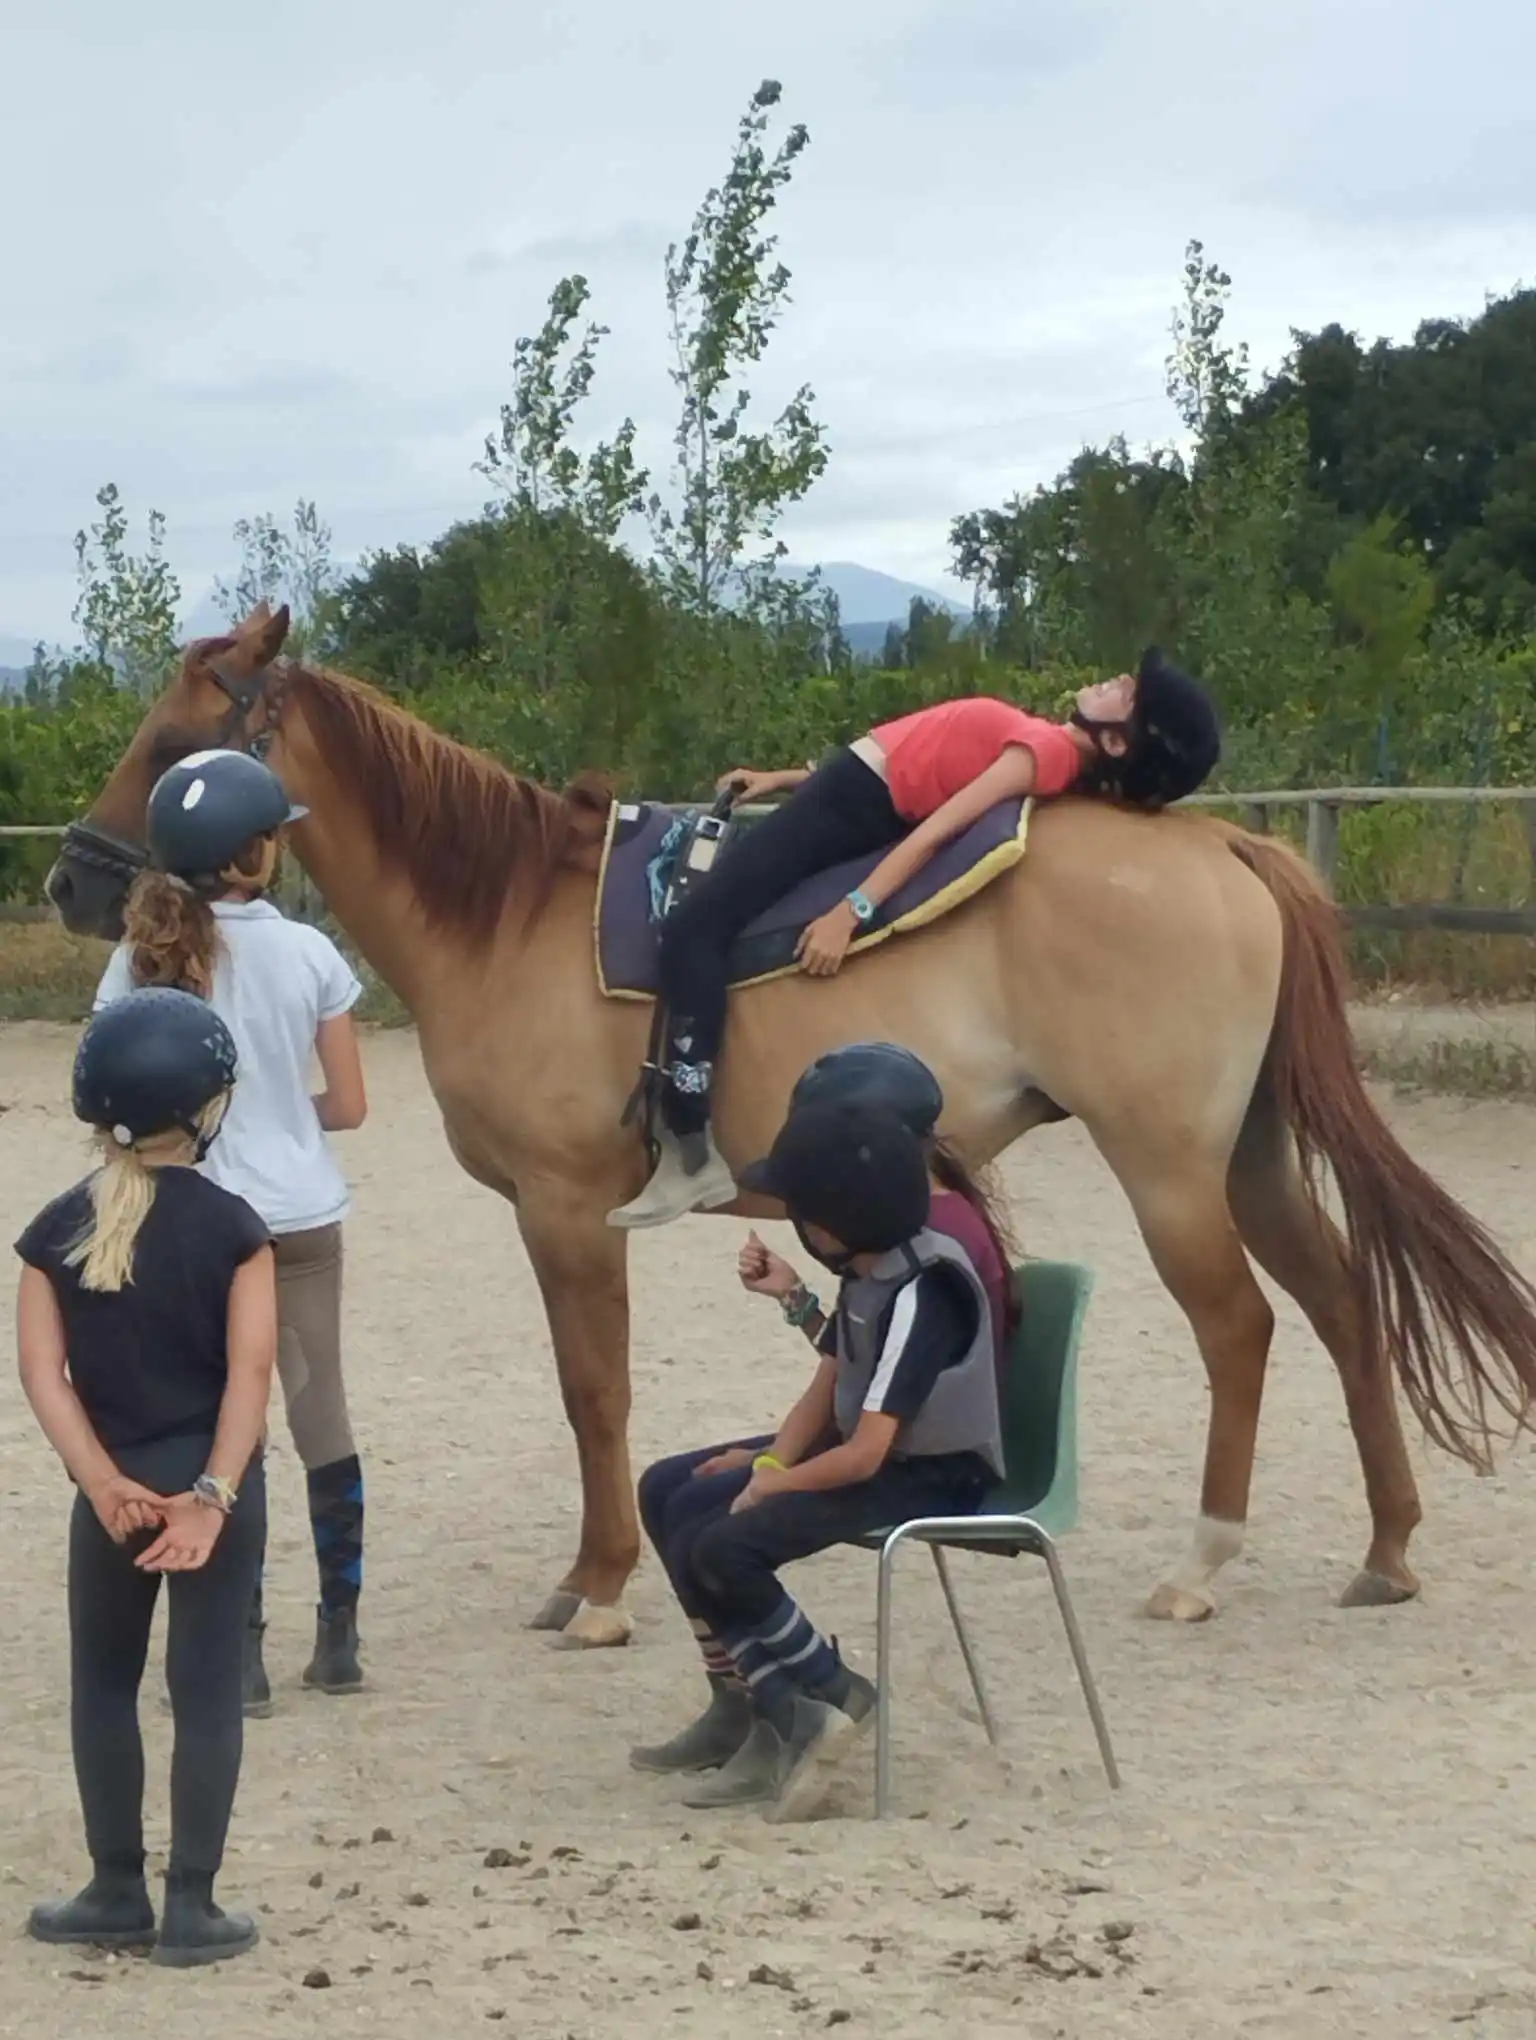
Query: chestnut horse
47 604 1536 1647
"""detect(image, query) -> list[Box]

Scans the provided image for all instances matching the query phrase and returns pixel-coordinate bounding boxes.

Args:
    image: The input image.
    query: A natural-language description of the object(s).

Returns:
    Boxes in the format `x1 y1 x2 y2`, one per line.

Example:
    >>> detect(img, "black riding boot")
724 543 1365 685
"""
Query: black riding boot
29 1860 155 1948
152 1868 258 1968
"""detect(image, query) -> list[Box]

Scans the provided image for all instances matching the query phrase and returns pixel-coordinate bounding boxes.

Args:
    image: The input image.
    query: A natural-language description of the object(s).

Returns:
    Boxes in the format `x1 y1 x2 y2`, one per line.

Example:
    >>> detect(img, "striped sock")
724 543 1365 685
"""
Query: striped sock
722 1591 842 1735
690 1618 745 1687
722 1635 797 1736
752 1591 840 1691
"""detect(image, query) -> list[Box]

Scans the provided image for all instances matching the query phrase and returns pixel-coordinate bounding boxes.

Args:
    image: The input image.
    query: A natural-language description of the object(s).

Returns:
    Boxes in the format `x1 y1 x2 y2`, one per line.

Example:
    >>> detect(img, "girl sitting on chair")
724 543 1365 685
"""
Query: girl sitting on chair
629 1097 1002 1822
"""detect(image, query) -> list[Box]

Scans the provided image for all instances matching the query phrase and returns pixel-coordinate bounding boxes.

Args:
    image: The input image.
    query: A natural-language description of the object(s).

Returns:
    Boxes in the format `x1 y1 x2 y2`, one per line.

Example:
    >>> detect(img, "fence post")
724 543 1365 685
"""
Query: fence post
1305 798 1341 890
1522 800 1536 908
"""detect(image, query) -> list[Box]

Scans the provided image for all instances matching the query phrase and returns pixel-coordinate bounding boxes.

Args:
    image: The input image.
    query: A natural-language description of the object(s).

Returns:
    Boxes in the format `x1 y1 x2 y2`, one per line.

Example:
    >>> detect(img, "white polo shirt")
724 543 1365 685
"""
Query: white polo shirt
95 900 362 1236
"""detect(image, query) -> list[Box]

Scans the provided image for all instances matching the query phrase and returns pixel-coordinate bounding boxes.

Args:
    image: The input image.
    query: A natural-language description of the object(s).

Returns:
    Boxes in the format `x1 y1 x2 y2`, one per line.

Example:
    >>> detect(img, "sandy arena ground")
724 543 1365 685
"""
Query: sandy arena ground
2 1021 1535 2040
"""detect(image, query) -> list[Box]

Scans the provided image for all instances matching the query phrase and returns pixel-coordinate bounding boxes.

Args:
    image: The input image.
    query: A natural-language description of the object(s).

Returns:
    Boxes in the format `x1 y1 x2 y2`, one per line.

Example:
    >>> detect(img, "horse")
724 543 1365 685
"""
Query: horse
46 601 1536 1647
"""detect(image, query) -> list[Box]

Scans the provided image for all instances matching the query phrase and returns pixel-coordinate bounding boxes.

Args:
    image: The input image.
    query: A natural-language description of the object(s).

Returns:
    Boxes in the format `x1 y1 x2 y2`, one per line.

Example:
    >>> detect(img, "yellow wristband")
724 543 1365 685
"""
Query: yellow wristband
753 1453 786 1474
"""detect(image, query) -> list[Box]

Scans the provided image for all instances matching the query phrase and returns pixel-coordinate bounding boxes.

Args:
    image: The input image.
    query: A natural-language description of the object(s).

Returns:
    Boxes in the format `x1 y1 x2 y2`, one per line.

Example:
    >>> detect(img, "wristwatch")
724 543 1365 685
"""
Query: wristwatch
845 888 877 925
193 1474 238 1515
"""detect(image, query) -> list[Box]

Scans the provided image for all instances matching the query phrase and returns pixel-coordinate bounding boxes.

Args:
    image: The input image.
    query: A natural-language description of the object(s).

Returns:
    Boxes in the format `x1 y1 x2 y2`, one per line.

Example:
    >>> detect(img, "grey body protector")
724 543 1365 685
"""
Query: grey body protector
831 1227 1004 1479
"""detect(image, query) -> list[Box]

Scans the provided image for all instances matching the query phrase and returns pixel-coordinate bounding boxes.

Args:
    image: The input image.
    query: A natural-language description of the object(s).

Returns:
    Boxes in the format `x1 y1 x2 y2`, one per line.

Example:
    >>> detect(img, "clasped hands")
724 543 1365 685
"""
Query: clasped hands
86 1472 227 1571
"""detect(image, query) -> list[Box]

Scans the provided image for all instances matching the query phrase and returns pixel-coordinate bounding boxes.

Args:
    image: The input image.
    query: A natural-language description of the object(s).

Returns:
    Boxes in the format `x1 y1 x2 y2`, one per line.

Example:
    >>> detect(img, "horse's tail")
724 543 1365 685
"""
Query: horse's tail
1227 826 1536 1472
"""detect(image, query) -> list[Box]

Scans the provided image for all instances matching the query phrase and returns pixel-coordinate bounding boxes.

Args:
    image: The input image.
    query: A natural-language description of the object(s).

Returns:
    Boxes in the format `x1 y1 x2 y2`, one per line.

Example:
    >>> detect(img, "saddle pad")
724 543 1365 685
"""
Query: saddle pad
593 796 1032 1001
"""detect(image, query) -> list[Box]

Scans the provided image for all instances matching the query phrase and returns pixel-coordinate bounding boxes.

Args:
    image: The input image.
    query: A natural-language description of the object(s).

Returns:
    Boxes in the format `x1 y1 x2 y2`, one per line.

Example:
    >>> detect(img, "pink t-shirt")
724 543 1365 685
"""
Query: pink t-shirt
871 697 1083 820
928 1189 1009 1390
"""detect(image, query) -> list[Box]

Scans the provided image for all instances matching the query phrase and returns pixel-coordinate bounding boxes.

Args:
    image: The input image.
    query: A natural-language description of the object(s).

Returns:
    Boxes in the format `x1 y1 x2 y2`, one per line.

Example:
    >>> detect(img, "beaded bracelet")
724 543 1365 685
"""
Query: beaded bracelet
779 1283 822 1330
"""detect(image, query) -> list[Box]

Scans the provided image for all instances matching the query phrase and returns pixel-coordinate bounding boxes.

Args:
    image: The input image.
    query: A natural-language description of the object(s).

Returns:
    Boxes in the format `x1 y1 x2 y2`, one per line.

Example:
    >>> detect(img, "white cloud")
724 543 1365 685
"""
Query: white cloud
2 0 1533 638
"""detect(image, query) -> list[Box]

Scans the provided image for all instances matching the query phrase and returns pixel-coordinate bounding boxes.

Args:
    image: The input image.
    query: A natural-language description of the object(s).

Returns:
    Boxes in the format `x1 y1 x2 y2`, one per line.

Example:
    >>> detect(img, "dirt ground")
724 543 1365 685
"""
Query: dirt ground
2 1020 1535 2040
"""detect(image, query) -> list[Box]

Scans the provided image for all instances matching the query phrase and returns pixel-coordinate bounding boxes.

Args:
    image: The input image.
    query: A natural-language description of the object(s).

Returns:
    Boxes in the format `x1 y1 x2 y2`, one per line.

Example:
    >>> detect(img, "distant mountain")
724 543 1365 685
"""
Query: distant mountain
2 559 970 684
786 561 968 626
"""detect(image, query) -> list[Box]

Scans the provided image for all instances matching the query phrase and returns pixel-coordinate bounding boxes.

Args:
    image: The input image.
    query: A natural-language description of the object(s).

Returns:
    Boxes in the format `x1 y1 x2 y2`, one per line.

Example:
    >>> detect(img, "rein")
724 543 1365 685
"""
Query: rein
59 652 292 888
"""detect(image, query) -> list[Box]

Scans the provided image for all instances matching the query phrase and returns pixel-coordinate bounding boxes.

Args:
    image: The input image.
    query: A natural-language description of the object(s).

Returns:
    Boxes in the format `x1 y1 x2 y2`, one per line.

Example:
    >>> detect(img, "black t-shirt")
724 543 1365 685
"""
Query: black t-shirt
14 1167 270 1451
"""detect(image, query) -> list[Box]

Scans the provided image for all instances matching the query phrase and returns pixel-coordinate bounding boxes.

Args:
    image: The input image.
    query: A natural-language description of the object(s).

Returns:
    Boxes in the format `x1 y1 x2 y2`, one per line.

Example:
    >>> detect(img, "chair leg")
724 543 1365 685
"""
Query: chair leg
874 1533 901 1820
1038 1535 1121 1789
928 1546 1000 1747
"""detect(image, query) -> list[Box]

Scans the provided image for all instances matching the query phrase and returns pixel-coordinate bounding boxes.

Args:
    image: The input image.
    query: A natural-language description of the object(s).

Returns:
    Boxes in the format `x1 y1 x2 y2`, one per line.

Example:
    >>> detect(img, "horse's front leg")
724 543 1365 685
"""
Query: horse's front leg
516 1182 639 1648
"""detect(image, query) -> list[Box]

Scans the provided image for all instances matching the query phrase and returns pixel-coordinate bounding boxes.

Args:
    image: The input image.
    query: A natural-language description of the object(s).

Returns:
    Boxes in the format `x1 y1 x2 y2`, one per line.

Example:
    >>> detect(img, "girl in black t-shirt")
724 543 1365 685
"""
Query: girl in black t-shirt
13 988 276 1967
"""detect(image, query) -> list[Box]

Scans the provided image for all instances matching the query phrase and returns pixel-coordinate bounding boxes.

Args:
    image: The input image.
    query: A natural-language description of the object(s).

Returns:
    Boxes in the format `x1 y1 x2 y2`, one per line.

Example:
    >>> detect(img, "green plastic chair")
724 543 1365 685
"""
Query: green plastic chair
852 1259 1120 1816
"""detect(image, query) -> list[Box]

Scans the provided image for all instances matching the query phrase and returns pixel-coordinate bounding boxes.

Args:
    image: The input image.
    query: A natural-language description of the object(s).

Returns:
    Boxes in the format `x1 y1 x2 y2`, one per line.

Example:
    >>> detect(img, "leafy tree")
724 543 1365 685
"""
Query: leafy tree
1325 512 1436 778
72 483 182 695
214 500 338 653
1244 290 1536 631
1166 239 1250 439
477 273 646 540
648 79 830 620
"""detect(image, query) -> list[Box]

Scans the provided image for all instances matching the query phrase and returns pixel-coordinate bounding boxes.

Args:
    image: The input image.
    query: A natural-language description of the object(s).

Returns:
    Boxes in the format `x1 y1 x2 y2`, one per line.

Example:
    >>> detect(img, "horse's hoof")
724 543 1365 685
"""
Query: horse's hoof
1339 1568 1420 1609
1146 1581 1216 1623
550 1600 634 1650
528 1589 584 1632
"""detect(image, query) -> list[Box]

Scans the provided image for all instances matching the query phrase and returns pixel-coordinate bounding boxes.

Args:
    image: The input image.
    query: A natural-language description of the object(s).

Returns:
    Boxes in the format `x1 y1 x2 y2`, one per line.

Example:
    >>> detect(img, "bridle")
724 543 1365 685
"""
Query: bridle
59 650 293 892
207 647 291 761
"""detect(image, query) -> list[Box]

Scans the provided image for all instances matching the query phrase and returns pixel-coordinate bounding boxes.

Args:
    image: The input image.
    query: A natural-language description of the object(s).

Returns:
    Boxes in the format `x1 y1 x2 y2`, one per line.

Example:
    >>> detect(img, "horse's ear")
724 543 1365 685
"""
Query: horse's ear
236 599 273 631
249 602 291 665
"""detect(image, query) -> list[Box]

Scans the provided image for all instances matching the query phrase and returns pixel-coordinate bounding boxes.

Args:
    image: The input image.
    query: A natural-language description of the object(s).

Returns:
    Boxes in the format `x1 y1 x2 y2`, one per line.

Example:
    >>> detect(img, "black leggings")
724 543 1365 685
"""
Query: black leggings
657 747 906 1134
68 1433 266 1879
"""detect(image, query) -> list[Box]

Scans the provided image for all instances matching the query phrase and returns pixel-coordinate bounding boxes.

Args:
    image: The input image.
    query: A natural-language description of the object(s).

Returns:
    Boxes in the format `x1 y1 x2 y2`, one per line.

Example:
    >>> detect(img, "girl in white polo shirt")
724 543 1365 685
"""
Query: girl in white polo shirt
96 749 369 1711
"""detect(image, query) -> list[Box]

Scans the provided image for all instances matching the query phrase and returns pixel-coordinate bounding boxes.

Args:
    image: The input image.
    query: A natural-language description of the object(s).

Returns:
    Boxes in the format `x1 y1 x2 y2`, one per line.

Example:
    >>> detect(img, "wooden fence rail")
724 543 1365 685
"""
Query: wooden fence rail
7 786 1536 935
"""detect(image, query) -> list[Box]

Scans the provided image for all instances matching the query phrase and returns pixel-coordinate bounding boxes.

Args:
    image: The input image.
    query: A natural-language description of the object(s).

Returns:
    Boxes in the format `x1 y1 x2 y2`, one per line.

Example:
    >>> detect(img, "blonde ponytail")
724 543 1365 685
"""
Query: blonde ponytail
123 870 221 998
65 1095 231 1293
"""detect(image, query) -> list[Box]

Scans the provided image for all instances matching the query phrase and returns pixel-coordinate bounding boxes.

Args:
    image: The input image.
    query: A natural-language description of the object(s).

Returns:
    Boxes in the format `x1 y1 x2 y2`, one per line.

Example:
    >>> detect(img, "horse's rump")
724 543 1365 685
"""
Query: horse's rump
592 797 1032 1001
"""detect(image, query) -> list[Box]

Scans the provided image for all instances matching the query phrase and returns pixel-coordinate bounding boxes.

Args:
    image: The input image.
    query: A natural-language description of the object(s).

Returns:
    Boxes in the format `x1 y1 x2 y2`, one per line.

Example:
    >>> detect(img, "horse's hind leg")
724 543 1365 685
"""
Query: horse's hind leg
1227 1088 1422 1607
1095 1135 1277 1622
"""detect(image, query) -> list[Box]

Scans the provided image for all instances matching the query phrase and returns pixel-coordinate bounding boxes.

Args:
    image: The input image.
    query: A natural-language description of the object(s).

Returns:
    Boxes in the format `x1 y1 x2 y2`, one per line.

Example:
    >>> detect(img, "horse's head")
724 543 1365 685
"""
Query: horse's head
47 602 295 939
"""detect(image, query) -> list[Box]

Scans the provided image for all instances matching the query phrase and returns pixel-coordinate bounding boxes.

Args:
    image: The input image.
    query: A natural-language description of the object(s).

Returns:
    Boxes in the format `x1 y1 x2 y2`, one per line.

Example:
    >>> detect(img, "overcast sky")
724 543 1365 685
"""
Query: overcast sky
3 0 1532 645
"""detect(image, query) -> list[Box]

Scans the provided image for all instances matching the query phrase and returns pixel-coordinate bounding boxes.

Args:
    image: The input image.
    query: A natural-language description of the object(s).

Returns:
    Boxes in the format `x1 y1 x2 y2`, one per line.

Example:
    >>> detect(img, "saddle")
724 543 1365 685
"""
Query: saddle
595 793 1031 1001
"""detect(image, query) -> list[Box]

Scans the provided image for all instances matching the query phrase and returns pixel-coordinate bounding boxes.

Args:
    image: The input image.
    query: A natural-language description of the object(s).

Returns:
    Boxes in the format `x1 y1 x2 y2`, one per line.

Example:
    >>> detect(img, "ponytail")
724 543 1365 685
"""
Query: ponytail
65 1095 229 1293
123 869 222 998
930 1139 1022 1330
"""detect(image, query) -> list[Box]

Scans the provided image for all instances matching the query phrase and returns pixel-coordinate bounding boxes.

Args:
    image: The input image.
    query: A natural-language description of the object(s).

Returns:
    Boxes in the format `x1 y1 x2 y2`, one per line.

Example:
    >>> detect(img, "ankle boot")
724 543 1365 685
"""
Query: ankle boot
679 1717 789 1808
243 1611 273 1718
607 1127 737 1231
29 1864 155 1948
152 1870 258 1968
630 1677 753 1774
303 1605 363 1693
766 1673 878 1826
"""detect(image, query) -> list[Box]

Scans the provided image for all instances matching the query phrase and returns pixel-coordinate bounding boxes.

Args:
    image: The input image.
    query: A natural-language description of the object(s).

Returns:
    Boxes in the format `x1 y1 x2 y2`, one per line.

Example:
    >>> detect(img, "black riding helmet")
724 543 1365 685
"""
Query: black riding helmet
74 987 239 1151
789 1041 944 1140
739 1101 931 1259
1073 647 1220 808
147 748 306 892
1118 647 1221 808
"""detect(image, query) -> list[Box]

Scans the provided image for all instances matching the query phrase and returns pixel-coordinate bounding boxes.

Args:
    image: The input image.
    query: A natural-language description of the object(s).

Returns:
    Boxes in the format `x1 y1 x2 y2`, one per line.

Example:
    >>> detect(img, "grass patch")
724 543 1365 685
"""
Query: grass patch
1359 1034 1536 1100
0 918 411 1027
0 922 112 1021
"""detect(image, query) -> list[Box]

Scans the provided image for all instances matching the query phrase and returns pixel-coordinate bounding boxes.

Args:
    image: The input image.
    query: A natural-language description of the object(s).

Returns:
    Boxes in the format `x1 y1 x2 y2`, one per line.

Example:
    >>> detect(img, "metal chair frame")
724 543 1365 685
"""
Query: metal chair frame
870 1513 1121 1817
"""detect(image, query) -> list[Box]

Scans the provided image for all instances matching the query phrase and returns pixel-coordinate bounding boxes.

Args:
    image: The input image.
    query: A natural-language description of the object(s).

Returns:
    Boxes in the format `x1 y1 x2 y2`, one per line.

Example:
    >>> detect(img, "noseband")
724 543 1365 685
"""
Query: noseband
59 651 293 888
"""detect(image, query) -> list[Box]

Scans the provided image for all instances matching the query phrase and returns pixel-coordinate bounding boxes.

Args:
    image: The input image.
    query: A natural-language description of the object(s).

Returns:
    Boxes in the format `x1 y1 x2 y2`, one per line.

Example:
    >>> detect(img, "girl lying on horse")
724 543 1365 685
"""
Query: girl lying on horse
609 647 1219 1229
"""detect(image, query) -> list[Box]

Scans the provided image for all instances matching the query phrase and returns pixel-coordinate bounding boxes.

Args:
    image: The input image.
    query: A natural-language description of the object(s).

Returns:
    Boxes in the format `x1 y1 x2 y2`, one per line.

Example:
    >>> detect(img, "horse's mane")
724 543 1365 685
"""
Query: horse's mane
290 662 610 943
